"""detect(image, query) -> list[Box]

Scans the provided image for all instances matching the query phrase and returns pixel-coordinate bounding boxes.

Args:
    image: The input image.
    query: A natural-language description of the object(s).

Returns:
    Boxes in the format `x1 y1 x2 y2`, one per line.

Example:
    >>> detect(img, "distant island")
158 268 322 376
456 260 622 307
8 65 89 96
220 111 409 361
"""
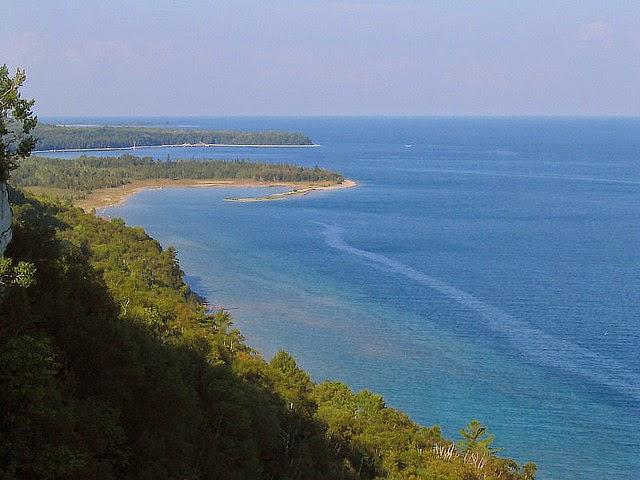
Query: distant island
12 154 352 209
33 124 315 151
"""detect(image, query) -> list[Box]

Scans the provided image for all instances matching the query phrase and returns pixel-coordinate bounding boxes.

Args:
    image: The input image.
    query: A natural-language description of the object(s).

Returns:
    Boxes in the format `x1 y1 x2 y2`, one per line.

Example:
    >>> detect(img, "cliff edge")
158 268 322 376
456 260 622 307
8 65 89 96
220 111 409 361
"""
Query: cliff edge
0 182 11 256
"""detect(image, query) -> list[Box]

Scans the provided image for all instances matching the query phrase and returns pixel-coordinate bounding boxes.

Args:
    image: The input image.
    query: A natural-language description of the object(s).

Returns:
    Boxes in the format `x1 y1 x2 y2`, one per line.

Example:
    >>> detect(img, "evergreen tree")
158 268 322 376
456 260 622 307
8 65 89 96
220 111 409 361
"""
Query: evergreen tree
0 65 37 180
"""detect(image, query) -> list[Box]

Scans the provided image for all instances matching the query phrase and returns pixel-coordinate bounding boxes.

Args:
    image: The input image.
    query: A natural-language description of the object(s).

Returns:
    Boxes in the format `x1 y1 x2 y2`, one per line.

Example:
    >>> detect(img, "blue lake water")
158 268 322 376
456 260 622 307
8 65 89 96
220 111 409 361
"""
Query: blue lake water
42 117 640 479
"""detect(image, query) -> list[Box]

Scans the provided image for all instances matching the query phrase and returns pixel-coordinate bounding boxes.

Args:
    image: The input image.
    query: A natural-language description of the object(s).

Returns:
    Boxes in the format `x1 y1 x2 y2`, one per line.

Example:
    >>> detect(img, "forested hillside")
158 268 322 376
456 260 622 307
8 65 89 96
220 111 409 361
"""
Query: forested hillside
34 124 313 150
12 155 344 193
0 189 537 480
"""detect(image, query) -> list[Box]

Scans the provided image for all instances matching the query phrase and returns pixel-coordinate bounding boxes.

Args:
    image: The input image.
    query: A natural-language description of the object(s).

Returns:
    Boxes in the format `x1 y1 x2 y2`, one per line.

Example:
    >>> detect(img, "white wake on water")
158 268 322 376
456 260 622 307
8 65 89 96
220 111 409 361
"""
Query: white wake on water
319 223 640 402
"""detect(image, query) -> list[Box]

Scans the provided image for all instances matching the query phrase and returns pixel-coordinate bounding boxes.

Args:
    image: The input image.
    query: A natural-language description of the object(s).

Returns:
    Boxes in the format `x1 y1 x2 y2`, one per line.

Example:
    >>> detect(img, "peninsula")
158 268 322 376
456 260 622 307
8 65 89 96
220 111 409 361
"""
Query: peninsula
11 154 355 210
33 124 314 151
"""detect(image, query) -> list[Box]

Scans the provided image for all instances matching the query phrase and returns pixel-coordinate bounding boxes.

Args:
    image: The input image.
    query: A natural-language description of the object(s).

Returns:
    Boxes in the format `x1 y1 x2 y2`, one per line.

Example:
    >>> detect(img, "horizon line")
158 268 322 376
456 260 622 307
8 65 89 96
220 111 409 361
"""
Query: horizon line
37 114 640 119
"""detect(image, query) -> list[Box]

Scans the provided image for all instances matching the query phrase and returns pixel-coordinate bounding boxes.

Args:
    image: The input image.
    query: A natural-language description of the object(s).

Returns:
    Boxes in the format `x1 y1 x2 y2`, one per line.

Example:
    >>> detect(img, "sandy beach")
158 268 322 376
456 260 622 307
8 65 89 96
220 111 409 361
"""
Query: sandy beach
75 178 357 212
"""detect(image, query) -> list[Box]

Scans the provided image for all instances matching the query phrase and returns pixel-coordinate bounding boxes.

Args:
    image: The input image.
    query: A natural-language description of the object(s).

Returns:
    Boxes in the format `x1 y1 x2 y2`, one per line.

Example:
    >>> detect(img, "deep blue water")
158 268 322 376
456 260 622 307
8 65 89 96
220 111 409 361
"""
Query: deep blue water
42 117 640 479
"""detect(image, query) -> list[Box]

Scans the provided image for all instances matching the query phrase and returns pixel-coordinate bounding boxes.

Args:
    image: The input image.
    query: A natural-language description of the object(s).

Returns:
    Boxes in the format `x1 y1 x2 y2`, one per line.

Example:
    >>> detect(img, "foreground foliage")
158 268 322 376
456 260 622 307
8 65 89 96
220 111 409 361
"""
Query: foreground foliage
0 190 536 479
0 65 37 181
33 124 312 150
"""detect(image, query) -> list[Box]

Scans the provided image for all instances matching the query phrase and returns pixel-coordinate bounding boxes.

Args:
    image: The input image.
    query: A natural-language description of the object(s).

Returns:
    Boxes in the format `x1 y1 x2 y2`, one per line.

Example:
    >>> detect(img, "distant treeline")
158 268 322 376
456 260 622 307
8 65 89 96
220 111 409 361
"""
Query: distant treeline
33 124 313 150
12 154 343 191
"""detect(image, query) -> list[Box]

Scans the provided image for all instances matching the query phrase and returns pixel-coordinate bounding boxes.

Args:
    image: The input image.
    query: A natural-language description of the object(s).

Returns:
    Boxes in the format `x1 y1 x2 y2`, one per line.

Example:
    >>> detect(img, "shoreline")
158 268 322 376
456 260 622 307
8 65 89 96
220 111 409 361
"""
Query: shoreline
75 178 357 212
33 143 320 154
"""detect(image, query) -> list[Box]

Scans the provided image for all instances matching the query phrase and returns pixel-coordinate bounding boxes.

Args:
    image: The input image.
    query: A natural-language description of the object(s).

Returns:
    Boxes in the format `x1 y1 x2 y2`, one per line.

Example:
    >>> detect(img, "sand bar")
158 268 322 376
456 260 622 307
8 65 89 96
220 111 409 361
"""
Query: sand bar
75 178 356 212
225 179 357 202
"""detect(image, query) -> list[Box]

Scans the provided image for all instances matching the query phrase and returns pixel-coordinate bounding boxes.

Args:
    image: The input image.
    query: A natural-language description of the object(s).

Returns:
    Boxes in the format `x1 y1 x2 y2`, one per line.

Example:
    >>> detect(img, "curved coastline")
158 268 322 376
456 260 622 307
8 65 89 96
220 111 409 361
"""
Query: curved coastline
76 178 357 212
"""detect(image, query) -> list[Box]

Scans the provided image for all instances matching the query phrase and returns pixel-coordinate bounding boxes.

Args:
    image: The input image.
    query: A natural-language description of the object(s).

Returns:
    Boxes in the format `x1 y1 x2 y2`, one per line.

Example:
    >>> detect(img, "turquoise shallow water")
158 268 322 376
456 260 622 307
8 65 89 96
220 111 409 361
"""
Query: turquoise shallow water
45 117 640 479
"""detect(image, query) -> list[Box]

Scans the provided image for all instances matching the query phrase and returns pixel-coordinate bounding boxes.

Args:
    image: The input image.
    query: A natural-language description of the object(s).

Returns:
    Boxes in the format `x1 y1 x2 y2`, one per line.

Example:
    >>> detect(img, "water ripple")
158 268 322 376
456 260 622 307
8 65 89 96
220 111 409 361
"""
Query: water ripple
320 223 640 403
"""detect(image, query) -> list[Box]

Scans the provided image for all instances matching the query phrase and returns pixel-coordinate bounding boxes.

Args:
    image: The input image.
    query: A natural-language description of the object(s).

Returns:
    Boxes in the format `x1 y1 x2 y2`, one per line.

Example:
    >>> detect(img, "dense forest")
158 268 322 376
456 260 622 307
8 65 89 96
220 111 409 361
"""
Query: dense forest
0 188 537 479
33 124 313 150
12 154 344 193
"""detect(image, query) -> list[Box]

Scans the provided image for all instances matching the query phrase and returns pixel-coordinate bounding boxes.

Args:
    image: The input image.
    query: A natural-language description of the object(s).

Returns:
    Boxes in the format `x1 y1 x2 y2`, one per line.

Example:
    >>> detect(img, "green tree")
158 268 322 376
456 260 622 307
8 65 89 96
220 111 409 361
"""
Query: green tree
523 462 538 479
458 420 497 455
0 256 36 299
0 65 37 181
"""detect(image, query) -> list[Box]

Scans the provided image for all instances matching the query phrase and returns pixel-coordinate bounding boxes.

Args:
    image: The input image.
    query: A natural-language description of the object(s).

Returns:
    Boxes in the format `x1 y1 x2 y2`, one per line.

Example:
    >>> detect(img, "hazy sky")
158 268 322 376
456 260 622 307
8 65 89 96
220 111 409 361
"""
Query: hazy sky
3 1 639 116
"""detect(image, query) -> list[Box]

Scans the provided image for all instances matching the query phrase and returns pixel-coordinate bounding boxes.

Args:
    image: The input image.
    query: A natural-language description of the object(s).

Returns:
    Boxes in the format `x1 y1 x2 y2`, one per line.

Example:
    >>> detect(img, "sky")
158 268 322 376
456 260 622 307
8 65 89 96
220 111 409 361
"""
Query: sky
2 0 639 116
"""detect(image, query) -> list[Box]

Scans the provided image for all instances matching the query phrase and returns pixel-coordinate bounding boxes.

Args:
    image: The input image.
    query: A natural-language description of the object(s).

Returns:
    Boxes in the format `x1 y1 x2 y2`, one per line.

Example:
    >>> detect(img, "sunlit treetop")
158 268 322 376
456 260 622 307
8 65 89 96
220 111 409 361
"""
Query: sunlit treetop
0 66 37 181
